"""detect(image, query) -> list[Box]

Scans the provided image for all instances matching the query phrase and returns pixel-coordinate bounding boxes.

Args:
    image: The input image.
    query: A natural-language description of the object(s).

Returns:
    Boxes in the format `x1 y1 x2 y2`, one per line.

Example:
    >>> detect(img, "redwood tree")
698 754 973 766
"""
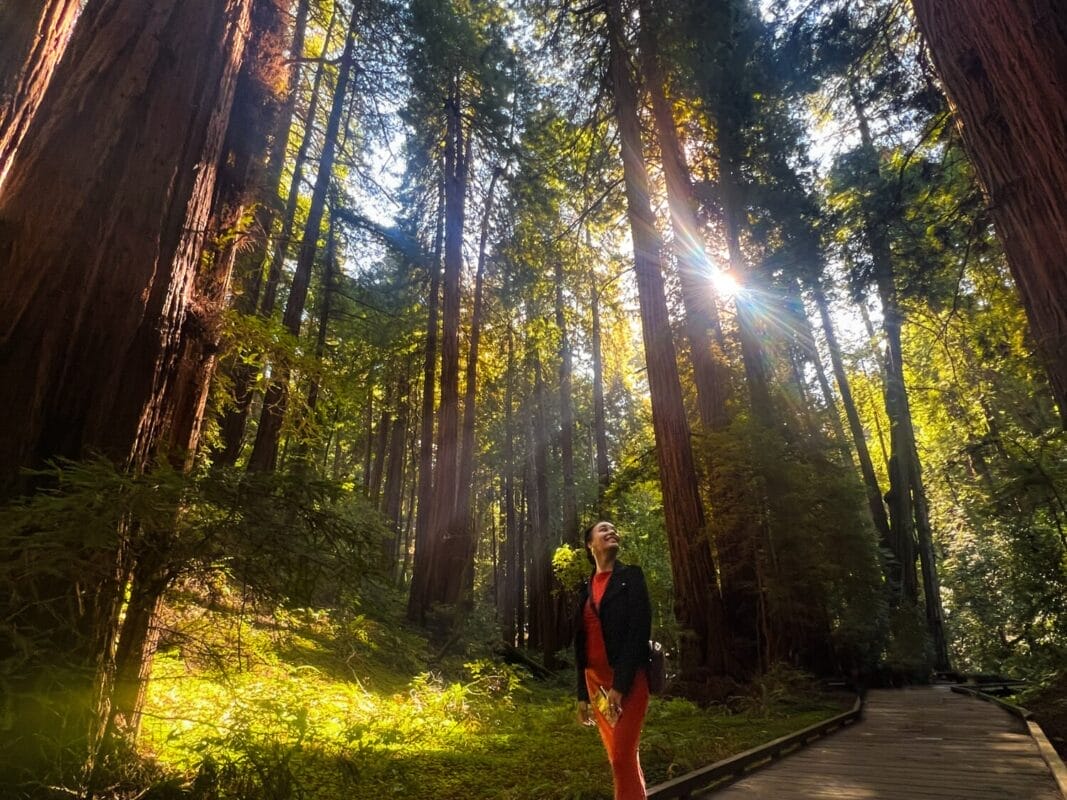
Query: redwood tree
910 0 1067 427
604 0 730 677
0 0 81 189
0 0 255 774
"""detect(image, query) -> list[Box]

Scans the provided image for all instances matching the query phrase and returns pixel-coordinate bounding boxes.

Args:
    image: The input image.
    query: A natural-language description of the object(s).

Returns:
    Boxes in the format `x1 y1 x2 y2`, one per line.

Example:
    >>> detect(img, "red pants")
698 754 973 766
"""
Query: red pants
585 665 649 800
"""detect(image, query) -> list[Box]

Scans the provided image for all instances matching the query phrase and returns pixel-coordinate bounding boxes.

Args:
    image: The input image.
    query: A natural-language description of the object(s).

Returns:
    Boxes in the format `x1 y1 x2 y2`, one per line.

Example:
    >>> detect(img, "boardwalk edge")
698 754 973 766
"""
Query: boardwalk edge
645 695 863 800
951 683 1067 799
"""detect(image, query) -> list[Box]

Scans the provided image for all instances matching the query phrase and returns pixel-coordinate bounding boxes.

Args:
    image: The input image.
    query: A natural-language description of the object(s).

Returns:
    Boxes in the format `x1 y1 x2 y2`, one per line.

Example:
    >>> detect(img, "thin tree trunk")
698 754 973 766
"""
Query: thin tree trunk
247 0 359 472
383 373 411 528
0 0 81 191
502 318 518 645
555 257 579 541
591 280 611 505
213 0 311 465
911 0 1067 426
443 165 500 604
605 0 729 677
811 283 892 549
407 177 444 622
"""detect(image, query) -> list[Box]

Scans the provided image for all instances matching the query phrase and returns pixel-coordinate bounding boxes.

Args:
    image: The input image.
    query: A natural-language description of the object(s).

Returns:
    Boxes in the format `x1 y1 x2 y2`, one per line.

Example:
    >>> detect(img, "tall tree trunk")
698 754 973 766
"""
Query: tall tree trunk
605 0 729 677
168 0 295 470
407 177 444 623
849 81 919 602
424 81 470 610
850 84 947 660
0 0 253 489
0 0 81 191
0 0 254 777
306 210 337 419
383 373 411 531
247 0 359 472
811 283 892 549
440 166 500 604
640 0 730 431
369 398 391 504
555 258 579 541
591 280 611 505
501 318 519 645
910 0 1067 426
527 350 555 661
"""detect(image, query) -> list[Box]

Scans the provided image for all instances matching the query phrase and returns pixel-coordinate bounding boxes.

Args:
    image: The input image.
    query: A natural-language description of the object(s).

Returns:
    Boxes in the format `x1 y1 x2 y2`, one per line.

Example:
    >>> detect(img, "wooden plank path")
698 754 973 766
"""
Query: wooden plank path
703 686 1063 799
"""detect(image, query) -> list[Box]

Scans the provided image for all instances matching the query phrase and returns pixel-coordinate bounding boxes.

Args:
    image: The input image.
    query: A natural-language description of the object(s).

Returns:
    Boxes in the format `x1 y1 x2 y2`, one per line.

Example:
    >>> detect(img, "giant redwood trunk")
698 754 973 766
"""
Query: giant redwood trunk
640 0 730 432
605 0 729 677
0 0 253 489
0 0 254 776
910 0 1067 426
166 0 293 469
0 0 81 190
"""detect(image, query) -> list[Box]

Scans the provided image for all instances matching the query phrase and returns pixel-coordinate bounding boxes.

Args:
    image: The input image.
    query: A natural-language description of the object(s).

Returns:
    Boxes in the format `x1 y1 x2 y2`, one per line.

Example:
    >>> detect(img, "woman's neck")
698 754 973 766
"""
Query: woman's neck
594 556 616 574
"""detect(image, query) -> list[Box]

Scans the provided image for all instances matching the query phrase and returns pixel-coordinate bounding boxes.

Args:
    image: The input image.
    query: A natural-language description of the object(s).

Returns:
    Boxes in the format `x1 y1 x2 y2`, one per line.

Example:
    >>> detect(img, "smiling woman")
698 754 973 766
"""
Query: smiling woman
575 520 654 800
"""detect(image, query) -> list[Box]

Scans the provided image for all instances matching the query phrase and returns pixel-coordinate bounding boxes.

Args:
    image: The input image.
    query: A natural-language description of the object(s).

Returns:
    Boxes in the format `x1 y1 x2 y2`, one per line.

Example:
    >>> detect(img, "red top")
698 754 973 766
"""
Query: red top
583 571 612 670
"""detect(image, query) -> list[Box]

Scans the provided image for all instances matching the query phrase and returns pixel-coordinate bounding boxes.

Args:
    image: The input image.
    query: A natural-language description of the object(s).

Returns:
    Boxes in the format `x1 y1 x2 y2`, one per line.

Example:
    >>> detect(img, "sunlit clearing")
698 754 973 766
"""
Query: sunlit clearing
711 269 741 298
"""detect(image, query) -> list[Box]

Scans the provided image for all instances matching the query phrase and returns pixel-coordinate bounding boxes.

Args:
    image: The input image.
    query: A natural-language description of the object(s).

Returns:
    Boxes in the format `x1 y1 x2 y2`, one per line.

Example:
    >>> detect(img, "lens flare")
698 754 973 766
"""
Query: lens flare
711 269 741 298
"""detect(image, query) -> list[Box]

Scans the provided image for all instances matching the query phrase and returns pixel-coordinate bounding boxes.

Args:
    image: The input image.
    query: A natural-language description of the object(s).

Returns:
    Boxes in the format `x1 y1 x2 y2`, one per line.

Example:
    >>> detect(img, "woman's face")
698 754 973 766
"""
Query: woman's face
587 520 620 562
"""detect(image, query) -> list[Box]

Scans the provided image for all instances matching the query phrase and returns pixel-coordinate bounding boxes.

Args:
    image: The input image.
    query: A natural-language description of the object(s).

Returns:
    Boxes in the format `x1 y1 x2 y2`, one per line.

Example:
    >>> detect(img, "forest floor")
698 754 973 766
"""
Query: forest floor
1024 673 1067 760
134 583 850 800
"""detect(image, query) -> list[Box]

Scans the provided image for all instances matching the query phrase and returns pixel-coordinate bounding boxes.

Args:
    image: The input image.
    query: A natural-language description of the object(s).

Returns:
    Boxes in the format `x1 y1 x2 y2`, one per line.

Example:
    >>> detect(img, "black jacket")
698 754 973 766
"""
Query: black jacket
574 561 652 701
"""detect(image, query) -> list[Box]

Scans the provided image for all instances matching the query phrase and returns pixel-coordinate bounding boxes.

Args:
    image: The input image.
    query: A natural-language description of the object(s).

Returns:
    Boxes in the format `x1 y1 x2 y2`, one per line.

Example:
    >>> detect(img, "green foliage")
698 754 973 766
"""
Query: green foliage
552 544 589 590
133 591 844 800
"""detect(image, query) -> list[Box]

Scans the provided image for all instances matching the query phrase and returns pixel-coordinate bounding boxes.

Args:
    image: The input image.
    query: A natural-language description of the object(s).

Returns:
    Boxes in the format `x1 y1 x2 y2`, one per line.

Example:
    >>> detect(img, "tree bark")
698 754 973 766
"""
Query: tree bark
213 0 313 466
605 0 729 677
555 258 579 542
0 0 252 487
167 0 294 471
423 80 470 610
0 0 81 191
247 0 359 472
591 280 611 505
640 0 730 431
501 317 519 645
910 0 1067 426
407 176 444 623
0 0 254 776
436 165 500 604
811 283 892 549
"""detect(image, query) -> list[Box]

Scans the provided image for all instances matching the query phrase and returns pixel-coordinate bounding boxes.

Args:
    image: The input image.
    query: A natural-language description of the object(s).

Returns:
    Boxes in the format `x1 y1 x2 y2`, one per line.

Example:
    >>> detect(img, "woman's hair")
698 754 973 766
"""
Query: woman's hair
582 520 604 565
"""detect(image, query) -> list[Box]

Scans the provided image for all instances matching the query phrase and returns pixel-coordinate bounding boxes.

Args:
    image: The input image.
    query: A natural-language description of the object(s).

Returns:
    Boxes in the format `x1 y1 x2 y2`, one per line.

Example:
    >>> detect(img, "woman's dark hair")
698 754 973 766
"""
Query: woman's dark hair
582 521 601 565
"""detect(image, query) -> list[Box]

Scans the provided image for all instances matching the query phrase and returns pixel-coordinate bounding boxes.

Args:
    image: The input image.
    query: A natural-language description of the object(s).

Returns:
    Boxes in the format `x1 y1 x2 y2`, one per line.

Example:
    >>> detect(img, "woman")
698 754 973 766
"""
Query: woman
574 520 652 800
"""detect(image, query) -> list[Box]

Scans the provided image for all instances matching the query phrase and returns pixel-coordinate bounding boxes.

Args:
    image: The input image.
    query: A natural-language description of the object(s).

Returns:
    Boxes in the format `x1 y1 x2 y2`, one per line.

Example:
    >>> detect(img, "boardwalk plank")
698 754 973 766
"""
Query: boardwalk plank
701 687 1062 800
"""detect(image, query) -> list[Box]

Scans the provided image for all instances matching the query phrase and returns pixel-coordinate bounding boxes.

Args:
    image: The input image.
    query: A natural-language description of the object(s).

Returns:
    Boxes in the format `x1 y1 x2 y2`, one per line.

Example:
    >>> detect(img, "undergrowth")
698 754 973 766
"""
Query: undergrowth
107 586 848 800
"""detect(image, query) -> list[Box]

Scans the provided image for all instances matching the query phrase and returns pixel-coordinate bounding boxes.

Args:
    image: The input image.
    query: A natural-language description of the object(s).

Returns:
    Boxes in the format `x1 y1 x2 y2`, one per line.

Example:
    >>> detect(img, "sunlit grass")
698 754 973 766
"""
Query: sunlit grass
139 598 845 799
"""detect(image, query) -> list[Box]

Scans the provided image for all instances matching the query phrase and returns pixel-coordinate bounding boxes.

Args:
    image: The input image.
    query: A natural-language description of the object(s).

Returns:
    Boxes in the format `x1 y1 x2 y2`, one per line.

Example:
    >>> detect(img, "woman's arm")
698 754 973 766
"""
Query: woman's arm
612 565 652 695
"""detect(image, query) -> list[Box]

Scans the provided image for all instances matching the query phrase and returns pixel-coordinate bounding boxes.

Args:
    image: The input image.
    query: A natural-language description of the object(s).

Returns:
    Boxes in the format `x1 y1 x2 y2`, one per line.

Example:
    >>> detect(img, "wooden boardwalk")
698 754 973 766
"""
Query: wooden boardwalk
704 687 1063 799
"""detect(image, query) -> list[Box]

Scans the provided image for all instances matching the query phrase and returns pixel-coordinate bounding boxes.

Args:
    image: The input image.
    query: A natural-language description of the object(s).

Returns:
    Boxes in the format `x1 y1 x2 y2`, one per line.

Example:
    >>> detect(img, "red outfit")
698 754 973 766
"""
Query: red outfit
584 571 650 800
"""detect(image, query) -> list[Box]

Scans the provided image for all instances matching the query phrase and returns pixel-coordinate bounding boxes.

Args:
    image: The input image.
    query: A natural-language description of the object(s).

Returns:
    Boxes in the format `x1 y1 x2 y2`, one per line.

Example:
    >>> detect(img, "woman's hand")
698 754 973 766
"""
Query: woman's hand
578 700 595 726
